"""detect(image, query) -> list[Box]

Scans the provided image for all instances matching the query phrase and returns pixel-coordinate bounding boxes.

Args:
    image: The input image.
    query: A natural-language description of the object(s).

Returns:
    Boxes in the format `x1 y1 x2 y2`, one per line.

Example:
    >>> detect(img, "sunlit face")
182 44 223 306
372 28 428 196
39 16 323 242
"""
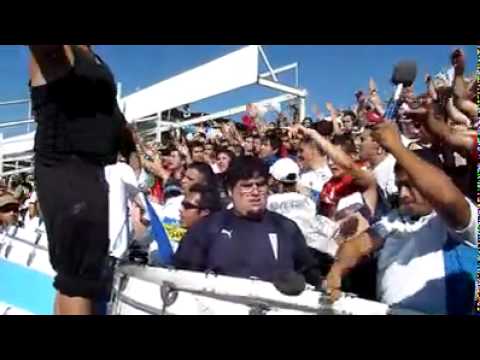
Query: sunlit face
231 177 268 219
343 115 354 131
179 192 209 229
181 168 204 193
328 156 346 179
244 137 254 153
204 144 215 160
168 150 183 171
298 143 314 169
217 152 232 174
0 203 19 226
281 136 292 151
359 130 379 162
259 140 275 159
191 146 205 163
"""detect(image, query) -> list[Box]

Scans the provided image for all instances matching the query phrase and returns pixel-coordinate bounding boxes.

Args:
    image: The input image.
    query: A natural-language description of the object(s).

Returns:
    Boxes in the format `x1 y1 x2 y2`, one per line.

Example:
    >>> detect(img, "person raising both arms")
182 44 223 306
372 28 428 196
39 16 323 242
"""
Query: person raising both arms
28 45 127 315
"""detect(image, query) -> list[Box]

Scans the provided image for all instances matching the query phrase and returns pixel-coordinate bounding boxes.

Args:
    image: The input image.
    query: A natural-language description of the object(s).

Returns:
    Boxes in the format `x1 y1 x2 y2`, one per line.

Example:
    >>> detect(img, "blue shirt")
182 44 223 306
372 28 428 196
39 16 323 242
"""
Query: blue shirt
262 154 280 168
174 209 319 284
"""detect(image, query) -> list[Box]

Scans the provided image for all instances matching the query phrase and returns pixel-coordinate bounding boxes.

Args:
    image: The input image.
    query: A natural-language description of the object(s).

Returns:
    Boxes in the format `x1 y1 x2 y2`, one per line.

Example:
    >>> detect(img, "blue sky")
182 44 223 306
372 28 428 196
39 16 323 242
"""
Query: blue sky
0 45 476 137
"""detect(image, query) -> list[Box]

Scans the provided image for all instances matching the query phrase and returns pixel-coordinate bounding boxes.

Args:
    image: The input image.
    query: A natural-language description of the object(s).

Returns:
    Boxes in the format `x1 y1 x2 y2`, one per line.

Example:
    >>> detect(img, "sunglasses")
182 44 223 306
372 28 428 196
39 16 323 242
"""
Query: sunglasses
0 204 19 213
238 180 268 194
181 201 202 210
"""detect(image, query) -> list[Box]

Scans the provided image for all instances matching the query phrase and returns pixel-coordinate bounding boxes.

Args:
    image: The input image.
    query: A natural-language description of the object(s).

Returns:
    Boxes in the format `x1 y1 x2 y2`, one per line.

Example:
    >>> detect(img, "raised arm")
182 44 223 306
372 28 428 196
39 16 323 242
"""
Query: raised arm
425 74 438 101
325 102 342 136
296 125 378 214
405 101 475 156
371 122 471 230
296 125 354 170
445 98 472 127
28 45 73 85
368 78 385 116
451 49 478 120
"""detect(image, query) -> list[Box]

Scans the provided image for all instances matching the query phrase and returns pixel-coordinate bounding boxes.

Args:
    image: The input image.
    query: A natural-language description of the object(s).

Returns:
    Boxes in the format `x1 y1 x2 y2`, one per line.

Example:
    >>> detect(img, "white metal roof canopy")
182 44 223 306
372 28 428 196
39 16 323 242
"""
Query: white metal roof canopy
120 45 308 129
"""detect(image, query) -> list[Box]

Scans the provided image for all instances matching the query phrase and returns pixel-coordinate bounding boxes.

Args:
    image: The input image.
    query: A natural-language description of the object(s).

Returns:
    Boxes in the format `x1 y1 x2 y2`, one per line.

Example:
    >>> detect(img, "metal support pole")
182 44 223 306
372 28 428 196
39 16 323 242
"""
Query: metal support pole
299 97 306 122
258 46 279 82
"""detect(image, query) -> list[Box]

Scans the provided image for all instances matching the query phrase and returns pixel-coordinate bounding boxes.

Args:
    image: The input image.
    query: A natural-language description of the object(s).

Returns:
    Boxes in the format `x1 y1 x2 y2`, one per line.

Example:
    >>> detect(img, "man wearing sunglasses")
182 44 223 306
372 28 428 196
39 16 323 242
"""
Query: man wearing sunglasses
0 191 20 228
174 156 322 287
179 184 222 229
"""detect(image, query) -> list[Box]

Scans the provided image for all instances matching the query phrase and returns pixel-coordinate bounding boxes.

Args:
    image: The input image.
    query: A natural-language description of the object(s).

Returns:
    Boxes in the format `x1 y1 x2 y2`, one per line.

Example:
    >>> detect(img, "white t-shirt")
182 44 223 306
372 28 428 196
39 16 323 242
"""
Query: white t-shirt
299 165 332 201
149 195 186 253
22 191 40 232
372 198 477 314
267 192 339 256
105 162 141 259
23 215 41 233
372 154 398 200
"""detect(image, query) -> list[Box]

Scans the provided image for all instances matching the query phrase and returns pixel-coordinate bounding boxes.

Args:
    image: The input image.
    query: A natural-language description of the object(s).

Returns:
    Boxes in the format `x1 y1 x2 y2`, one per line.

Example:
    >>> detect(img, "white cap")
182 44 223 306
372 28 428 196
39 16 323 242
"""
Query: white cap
269 158 300 183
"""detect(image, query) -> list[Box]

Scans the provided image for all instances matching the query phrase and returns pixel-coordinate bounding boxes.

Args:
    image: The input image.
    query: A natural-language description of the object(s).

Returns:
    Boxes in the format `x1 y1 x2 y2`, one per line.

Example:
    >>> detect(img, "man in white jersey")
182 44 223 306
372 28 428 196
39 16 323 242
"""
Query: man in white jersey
325 122 477 314
267 158 338 257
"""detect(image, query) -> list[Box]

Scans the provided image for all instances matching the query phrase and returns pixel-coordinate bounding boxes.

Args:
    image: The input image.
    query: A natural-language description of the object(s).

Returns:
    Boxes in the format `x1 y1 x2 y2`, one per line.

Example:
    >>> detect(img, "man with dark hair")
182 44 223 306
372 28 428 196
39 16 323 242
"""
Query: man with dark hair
252 135 262 157
204 142 217 171
215 148 235 206
259 134 281 167
174 156 322 286
326 123 477 314
243 135 255 156
180 184 222 229
162 147 187 201
312 120 334 138
341 110 358 136
150 162 218 247
189 141 205 163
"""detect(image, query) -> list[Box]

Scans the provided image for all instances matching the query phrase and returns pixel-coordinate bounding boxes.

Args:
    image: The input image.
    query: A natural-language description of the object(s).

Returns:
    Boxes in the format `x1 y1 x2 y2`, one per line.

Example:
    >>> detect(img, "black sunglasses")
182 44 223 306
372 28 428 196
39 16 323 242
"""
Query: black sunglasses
0 204 19 213
181 201 202 210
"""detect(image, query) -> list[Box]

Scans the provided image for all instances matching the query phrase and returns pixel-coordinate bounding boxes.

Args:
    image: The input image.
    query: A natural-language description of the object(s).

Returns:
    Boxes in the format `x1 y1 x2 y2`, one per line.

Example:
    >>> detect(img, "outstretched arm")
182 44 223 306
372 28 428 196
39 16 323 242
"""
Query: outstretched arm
326 102 342 136
295 125 378 214
451 49 478 120
371 122 471 230
405 101 475 157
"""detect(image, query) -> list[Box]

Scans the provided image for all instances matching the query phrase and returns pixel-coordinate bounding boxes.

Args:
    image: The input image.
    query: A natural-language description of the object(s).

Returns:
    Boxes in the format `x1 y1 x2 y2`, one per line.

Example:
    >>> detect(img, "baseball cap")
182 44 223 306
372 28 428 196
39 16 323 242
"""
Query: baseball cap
269 158 300 183
0 191 19 209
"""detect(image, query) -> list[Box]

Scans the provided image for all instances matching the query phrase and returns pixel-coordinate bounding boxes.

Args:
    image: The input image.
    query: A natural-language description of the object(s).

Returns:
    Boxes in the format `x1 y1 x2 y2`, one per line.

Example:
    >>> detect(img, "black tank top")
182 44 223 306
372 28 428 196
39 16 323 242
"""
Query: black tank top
30 45 126 166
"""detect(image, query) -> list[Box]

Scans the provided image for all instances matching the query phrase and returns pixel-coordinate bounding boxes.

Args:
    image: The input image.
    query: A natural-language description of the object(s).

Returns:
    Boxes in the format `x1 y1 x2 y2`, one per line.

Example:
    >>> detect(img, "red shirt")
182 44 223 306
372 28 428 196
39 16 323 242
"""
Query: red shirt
242 115 256 131
150 178 164 204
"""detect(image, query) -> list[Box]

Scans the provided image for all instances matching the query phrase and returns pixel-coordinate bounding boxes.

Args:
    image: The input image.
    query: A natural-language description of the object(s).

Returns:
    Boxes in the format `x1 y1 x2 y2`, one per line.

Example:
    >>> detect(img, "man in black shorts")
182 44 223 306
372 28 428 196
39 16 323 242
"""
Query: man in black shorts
29 45 126 315
174 156 322 286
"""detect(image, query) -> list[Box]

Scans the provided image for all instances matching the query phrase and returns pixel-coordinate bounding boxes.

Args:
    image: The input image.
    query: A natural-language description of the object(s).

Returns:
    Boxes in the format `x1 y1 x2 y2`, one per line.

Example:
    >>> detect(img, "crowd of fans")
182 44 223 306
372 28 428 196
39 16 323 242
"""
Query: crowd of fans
0 47 477 315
